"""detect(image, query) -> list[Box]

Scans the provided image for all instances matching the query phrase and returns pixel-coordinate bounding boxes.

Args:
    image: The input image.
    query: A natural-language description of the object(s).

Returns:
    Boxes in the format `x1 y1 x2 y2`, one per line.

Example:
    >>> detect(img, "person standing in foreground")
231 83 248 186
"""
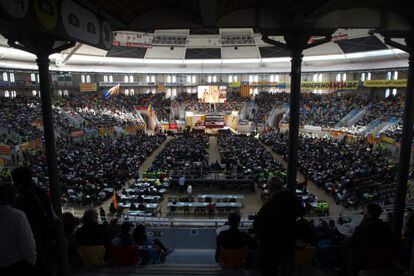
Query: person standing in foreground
0 183 37 275
12 166 56 276
253 176 300 276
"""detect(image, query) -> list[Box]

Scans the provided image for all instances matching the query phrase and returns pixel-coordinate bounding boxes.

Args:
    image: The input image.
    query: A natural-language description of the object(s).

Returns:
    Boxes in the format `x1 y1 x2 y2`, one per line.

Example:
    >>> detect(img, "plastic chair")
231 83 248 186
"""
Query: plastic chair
111 246 140 266
219 247 247 268
295 247 316 268
78 245 106 266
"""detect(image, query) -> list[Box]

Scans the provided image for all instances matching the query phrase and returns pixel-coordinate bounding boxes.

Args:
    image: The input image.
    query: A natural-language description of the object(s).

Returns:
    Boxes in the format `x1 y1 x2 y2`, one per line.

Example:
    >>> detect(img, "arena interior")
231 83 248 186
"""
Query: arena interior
0 1 414 276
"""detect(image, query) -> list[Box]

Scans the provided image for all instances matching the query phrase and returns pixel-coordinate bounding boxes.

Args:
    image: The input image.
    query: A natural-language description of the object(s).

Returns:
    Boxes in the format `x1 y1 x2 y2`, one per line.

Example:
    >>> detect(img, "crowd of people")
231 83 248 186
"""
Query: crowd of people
260 131 397 207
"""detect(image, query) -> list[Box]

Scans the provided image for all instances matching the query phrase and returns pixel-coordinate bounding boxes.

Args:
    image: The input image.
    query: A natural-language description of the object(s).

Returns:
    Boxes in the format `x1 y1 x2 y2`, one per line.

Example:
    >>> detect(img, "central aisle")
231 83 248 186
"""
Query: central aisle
208 135 221 165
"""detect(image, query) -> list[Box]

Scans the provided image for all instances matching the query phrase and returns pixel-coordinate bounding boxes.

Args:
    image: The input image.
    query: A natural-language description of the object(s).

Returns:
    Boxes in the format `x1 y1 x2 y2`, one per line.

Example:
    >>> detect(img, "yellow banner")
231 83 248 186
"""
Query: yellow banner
301 81 359 90
380 135 396 145
229 82 240 87
80 83 97 92
363 79 407 88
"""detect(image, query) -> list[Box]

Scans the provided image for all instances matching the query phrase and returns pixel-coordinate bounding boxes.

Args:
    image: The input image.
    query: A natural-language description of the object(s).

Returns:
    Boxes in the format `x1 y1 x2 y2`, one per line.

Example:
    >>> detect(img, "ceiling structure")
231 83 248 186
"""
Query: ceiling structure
0 0 412 73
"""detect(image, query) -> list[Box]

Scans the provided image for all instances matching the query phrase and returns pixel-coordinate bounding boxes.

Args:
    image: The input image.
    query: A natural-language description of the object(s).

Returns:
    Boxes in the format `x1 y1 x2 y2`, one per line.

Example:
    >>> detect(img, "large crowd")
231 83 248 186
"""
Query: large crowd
260 131 397 207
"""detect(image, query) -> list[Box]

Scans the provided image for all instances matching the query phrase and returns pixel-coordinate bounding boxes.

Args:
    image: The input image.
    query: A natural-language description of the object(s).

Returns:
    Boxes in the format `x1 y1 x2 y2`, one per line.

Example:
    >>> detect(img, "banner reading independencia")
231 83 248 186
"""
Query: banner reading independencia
301 81 359 90
363 79 407 88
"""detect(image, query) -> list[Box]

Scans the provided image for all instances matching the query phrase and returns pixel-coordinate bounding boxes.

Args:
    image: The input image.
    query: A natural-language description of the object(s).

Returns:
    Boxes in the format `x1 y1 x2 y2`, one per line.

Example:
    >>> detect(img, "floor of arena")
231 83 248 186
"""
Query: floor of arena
63 132 351 219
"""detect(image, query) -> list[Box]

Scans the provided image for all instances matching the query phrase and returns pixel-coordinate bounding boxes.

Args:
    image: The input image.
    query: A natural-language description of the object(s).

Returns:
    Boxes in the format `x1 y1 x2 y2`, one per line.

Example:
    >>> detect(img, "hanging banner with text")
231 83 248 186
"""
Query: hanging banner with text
363 79 407 88
301 81 359 90
80 83 97 92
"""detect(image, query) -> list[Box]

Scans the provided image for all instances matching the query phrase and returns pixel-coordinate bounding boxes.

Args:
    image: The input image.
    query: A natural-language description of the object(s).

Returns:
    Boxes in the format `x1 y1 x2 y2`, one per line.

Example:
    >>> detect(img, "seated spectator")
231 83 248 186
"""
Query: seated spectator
349 203 396 272
132 224 172 264
112 222 134 246
76 209 110 260
107 218 121 241
62 212 82 266
216 213 254 263
0 183 36 275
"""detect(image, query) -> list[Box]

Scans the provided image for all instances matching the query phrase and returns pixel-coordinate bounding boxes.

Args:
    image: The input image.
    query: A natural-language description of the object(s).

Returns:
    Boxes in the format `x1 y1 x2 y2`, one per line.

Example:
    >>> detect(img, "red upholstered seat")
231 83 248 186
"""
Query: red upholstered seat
111 246 140 266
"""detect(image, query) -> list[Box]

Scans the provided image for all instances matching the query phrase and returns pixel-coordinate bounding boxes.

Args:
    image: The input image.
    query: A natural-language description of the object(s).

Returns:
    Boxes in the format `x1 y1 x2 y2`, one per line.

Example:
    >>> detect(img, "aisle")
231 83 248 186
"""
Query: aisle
259 141 350 217
208 135 221 165
138 135 173 178
86 135 173 216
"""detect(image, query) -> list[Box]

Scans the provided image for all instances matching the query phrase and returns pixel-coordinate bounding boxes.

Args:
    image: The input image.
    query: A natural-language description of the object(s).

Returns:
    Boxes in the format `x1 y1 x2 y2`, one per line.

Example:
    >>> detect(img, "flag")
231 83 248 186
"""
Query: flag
113 191 118 209
103 83 120 99
148 103 155 118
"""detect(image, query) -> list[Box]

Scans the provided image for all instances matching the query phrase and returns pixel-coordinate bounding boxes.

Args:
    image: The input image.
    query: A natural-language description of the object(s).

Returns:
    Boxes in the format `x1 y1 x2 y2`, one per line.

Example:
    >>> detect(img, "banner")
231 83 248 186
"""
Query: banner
0 144 12 156
70 130 85 137
380 135 396 145
229 82 241 87
363 79 407 88
301 81 359 90
157 84 165 93
240 83 250 98
80 83 97 92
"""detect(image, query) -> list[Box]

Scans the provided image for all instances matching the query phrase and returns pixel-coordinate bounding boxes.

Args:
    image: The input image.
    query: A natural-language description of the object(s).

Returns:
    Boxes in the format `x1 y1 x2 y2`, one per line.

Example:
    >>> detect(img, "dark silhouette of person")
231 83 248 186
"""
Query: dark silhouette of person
253 176 300 276
12 167 56 276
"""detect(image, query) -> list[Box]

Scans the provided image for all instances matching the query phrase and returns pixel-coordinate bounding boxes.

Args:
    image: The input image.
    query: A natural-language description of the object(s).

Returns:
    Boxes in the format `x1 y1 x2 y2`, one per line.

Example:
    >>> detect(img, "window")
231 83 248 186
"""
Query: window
393 71 398 80
129 75 134 82
385 89 390 98
33 90 38 97
392 88 397 96
130 89 134 96
367 72 371 80
37 74 39 82
249 75 253 83
192 88 197 93
103 75 108 82
4 90 9 97
63 90 69 96
187 75 192 83
109 75 113 82
313 74 318 82
172 88 177 98
192 75 196 84
233 75 237 82
58 90 63 96
9 73 15 82
172 75 176 83
186 88 191 93
124 75 129 83
86 75 91 83
212 75 217 83
254 75 258 83
151 88 156 94
151 75 155 83
11 90 16 98
318 74 323 82
81 75 85 83
124 89 129 96
270 75 274 82
2 72 8 82
253 88 259 96
386 71 392 80
342 73 346 81
31 73 36 82
146 75 150 83
207 75 212 83
228 75 233 83
336 73 341 82
146 88 151 94
167 75 172 83
166 88 172 98
361 73 366 81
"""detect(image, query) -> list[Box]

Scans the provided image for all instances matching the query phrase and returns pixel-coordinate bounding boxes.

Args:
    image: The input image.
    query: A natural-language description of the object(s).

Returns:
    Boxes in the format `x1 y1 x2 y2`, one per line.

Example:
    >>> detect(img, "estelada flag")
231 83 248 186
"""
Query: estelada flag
113 191 118 209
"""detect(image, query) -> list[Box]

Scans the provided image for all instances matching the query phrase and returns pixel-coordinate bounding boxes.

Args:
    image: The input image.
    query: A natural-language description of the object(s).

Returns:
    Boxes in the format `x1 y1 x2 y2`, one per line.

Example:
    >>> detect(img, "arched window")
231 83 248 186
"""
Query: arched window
392 88 397 96
171 75 176 83
2 72 8 82
385 89 390 98
367 72 371 80
342 73 347 81
63 90 69 96
124 75 129 83
228 75 233 83
312 74 318 82
192 75 196 84
103 75 108 82
212 75 217 83
186 88 191 93
386 71 392 80
249 75 253 83
4 90 10 97
31 73 36 82
253 75 258 83
58 90 63 96
361 73 366 81
109 75 113 82
11 90 16 98
172 88 177 99
129 75 134 83
130 89 134 96
146 75 150 83
9 73 15 82
151 75 155 83
318 74 323 82
207 76 212 83
187 75 192 83
167 75 172 83
124 89 129 96
81 75 85 83
86 75 91 83
393 71 398 80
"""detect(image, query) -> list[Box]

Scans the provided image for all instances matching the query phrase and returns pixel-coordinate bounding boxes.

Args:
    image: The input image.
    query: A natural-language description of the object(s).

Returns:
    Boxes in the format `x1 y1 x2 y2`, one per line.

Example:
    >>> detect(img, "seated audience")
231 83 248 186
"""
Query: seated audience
0 183 36 275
